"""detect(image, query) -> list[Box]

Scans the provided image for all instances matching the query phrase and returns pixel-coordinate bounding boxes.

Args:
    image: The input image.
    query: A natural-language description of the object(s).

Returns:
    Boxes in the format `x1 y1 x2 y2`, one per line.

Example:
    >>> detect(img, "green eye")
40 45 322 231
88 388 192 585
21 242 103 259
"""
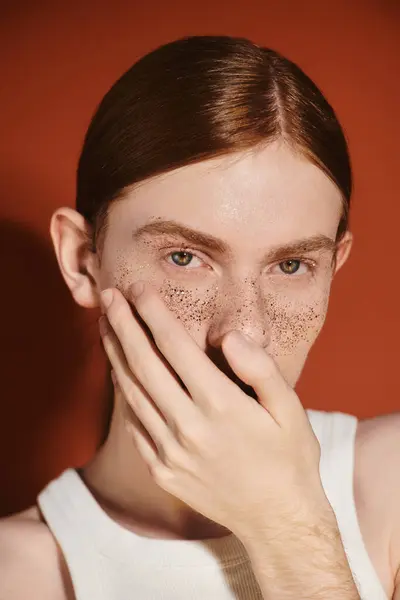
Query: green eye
171 251 193 267
279 260 300 274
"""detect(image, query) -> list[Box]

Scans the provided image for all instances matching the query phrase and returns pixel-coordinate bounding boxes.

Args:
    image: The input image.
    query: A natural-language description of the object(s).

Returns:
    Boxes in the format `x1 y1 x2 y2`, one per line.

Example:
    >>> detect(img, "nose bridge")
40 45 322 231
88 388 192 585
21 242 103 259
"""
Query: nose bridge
208 276 270 348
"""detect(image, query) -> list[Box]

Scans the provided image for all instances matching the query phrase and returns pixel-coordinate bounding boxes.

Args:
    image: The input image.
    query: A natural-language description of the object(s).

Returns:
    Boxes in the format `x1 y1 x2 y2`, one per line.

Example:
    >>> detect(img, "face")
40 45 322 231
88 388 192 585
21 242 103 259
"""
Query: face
93 141 350 392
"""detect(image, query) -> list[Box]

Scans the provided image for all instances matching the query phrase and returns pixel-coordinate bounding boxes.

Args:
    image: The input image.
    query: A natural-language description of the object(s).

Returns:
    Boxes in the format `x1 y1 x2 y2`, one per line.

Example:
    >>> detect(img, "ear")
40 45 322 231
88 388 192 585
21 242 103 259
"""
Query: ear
49 207 101 308
333 230 353 275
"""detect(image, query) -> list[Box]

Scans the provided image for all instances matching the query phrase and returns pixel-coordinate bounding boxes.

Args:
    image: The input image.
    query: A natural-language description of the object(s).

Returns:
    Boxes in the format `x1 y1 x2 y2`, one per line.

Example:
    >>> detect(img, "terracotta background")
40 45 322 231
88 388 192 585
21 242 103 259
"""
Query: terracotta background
0 1 399 517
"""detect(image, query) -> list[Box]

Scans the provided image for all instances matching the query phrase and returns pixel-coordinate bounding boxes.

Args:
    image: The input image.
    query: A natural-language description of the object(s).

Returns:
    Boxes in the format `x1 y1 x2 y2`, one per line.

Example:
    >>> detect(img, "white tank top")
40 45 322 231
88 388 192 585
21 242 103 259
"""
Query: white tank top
37 409 389 599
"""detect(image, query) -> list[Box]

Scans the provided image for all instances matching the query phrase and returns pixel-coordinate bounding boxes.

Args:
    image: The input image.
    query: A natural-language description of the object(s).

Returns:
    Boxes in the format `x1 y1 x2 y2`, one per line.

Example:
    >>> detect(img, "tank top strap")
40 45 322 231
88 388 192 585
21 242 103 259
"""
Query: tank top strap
37 469 109 600
306 409 388 600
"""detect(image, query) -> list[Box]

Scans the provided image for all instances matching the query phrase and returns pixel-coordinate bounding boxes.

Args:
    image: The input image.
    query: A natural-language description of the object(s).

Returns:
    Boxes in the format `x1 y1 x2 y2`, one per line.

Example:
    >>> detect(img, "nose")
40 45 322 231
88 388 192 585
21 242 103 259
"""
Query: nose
206 279 270 350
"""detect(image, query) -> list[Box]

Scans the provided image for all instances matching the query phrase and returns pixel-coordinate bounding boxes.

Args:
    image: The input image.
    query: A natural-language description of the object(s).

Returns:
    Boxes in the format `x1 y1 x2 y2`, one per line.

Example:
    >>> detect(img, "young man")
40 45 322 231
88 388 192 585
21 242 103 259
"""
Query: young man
1 142 399 599
1 36 399 600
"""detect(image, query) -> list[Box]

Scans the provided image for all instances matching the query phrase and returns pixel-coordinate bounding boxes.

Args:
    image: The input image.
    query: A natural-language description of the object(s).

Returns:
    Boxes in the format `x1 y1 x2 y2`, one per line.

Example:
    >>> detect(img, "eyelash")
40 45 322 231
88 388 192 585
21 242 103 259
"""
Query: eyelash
162 247 317 276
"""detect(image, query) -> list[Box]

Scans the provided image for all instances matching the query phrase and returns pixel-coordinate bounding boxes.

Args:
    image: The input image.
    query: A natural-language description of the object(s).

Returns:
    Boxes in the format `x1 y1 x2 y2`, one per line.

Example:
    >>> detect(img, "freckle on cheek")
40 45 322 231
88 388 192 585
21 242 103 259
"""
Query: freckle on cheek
113 252 133 292
160 281 218 330
264 293 328 355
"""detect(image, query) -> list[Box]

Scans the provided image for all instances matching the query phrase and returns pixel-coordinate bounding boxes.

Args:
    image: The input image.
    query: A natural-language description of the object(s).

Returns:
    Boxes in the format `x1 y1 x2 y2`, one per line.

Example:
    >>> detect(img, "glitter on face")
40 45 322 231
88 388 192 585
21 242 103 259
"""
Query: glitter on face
112 249 153 297
264 293 329 356
99 142 345 390
159 281 219 330
112 247 331 366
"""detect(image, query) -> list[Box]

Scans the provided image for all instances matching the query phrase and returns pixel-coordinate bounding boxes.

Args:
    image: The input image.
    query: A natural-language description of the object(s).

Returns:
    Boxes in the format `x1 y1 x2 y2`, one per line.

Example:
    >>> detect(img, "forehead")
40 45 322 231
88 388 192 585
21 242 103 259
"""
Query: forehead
114 141 343 246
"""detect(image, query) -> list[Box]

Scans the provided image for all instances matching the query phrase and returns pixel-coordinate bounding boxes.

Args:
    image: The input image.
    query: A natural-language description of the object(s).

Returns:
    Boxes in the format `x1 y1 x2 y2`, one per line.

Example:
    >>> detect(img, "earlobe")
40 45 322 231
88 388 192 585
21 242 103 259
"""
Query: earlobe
333 230 353 275
49 207 101 309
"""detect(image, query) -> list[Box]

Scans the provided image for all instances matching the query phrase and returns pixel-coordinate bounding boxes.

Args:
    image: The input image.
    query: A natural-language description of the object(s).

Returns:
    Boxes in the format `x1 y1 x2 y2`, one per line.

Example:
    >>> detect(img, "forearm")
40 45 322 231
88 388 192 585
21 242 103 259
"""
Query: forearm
240 510 360 600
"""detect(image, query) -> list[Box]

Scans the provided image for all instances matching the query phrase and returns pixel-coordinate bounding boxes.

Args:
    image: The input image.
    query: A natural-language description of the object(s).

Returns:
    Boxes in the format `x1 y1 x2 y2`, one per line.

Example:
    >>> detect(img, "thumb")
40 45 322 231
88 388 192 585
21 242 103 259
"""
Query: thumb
222 330 300 422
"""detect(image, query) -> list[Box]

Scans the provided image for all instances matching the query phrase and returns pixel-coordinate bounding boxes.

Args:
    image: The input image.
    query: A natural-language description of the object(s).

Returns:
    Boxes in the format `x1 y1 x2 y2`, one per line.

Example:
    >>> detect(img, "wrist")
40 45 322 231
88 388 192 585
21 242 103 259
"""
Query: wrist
239 512 360 600
235 488 337 547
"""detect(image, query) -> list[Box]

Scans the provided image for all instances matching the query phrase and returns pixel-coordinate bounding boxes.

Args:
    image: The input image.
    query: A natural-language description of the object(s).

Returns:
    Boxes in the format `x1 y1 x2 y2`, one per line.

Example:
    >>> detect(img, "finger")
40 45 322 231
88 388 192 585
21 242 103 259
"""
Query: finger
222 330 305 424
121 393 159 465
129 283 232 408
100 316 178 451
101 290 196 427
125 414 160 473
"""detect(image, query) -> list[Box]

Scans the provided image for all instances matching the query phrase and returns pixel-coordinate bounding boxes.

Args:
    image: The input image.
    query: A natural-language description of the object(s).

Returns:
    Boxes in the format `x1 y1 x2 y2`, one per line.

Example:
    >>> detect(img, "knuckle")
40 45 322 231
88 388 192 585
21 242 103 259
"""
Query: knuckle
258 357 277 383
242 351 277 389
154 327 175 356
159 442 184 469
134 294 154 323
124 378 142 406
176 420 206 450
149 462 173 485
205 394 228 418
128 356 150 387
148 460 162 479
109 300 127 324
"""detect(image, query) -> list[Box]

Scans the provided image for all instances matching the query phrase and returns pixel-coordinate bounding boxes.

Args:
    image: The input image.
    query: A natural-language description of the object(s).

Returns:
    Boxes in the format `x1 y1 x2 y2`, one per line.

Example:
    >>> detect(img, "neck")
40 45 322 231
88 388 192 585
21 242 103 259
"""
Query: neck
81 393 231 541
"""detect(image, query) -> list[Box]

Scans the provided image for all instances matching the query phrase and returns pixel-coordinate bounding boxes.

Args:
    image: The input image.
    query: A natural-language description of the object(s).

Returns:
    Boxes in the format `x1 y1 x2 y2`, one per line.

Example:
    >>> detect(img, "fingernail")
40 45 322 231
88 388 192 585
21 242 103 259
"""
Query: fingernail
131 281 144 298
228 331 254 348
98 315 109 336
101 289 113 309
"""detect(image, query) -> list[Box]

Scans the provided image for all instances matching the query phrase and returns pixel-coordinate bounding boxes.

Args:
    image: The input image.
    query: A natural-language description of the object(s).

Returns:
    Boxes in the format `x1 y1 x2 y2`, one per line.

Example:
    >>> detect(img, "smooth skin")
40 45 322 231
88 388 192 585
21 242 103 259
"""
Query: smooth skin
1 141 400 599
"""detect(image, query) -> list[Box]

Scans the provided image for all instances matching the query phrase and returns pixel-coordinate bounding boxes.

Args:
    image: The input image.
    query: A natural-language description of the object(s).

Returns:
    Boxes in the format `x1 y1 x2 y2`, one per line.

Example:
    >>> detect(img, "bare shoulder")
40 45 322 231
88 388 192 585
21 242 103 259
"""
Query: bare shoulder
355 412 400 586
356 411 400 492
0 506 74 600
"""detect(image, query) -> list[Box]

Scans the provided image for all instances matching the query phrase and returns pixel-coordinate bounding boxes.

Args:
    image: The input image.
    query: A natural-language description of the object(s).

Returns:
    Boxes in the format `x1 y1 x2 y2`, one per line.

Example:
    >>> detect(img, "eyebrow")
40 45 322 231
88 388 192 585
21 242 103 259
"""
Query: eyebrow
132 219 337 261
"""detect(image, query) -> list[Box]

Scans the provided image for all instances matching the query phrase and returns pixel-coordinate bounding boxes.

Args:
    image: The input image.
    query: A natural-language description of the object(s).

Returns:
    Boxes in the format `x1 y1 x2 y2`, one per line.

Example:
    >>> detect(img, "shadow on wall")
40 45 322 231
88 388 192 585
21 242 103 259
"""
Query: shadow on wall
0 219 92 516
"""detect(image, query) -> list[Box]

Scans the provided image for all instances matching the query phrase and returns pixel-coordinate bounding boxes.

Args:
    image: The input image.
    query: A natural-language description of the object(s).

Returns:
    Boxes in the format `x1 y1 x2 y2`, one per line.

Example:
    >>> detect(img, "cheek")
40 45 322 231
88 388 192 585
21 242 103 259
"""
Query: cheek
108 250 160 295
159 280 219 330
265 290 330 357
104 253 219 334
